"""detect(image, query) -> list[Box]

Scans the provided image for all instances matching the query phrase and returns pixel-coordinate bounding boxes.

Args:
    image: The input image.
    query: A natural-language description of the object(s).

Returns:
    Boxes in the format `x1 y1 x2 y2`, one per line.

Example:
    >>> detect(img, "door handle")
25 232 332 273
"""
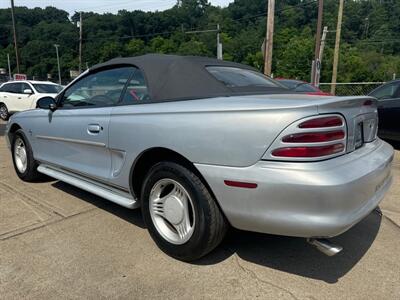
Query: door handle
87 124 102 134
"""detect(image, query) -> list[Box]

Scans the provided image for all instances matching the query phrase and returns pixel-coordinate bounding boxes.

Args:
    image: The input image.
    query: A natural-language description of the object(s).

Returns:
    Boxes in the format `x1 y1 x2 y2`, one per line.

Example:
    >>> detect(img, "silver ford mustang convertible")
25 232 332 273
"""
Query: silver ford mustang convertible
6 54 393 261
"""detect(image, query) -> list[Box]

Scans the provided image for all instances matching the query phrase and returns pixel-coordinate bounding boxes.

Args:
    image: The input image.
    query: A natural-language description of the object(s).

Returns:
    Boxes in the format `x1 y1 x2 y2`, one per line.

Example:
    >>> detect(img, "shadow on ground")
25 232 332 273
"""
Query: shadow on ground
386 140 400 150
198 211 381 284
52 180 381 284
52 181 145 228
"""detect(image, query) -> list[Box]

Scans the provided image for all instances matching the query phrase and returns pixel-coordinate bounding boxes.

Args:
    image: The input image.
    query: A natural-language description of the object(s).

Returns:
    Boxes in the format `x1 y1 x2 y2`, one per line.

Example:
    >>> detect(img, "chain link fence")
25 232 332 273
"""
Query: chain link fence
318 82 385 96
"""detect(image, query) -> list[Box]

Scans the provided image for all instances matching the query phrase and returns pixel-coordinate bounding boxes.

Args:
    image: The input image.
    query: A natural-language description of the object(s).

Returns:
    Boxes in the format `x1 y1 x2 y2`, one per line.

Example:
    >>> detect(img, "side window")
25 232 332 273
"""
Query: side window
3 83 15 93
370 83 397 100
60 67 134 108
120 68 150 104
0 84 9 92
8 83 22 94
394 83 400 98
21 83 31 93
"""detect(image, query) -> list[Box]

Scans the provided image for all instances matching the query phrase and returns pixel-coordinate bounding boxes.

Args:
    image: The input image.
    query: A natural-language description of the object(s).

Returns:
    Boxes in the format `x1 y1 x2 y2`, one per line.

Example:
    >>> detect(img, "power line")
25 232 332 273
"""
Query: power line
228 0 318 23
77 0 171 13
81 0 320 42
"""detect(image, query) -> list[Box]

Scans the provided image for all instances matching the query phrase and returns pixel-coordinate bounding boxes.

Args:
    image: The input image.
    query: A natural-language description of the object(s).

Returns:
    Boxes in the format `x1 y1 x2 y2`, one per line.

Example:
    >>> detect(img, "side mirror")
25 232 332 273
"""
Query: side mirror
23 88 33 95
36 97 57 111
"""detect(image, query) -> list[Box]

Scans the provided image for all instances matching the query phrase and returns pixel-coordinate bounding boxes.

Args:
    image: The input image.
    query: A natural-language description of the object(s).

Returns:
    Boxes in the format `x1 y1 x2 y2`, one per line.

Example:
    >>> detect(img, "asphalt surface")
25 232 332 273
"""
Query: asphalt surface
0 123 5 137
0 120 399 299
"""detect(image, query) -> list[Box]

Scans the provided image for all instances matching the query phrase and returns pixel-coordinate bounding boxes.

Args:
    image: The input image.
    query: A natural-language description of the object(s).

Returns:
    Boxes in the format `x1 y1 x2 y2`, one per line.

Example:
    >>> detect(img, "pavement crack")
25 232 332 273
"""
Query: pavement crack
382 214 400 231
0 207 97 241
232 254 301 300
0 180 55 218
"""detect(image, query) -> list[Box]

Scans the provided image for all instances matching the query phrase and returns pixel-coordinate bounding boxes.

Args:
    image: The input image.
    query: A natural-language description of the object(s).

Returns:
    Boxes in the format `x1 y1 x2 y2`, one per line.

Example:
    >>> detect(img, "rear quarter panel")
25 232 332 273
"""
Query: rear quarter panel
108 96 318 189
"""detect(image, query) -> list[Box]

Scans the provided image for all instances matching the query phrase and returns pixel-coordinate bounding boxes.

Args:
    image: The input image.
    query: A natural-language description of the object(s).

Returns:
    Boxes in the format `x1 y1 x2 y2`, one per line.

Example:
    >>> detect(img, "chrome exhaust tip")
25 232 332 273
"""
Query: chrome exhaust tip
307 238 343 256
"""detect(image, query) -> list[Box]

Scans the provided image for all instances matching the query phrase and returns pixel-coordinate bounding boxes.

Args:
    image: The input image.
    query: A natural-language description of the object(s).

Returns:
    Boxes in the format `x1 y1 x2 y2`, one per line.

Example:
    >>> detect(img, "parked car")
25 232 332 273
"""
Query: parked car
276 78 331 96
0 80 63 120
6 54 393 261
368 79 400 141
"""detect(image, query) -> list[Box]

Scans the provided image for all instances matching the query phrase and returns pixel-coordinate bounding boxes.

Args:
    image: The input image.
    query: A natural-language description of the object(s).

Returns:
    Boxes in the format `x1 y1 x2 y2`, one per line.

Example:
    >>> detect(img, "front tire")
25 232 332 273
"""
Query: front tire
141 162 227 261
11 130 41 181
0 104 9 121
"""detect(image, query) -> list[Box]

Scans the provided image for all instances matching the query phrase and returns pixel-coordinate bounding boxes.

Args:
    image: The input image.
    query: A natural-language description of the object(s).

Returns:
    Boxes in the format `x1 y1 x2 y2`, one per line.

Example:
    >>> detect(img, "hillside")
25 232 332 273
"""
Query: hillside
0 0 399 82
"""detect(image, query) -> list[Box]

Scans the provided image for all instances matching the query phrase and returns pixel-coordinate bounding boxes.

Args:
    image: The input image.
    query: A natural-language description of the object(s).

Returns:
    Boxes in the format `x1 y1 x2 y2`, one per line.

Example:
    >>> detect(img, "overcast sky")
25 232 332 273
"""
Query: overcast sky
0 0 233 16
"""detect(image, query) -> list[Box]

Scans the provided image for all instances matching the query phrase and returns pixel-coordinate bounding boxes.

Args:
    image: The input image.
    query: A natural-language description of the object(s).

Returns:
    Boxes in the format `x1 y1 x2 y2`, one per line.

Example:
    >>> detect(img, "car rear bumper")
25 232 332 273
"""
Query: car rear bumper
195 138 393 238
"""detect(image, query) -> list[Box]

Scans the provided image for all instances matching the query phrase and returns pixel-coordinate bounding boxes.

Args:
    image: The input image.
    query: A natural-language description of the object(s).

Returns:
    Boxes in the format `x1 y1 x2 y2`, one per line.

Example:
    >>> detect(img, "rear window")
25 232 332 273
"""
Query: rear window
206 66 284 88
33 84 63 94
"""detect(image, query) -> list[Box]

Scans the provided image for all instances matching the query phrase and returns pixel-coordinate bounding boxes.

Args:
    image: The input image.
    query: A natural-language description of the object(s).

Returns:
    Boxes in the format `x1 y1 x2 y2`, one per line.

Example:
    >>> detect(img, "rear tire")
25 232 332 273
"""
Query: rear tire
141 161 227 261
0 104 9 121
11 129 41 182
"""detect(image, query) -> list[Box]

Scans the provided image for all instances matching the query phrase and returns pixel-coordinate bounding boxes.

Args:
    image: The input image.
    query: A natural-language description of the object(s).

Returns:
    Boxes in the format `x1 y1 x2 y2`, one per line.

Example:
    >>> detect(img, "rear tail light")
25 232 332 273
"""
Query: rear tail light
282 131 345 143
270 115 346 160
298 116 343 128
272 144 345 158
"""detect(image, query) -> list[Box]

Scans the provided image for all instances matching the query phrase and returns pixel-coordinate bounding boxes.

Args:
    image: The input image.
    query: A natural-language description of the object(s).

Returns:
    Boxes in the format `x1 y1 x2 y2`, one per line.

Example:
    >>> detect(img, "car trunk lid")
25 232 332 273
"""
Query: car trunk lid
315 96 378 152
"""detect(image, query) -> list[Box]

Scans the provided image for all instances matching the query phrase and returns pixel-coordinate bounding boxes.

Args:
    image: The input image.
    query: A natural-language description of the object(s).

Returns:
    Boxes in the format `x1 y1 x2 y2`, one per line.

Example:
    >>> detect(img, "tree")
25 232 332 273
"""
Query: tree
125 39 146 56
0 1 399 83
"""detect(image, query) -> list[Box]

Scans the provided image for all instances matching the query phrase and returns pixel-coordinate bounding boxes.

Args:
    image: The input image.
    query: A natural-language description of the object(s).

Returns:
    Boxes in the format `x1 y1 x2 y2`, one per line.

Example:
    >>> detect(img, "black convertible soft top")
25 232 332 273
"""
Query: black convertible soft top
90 54 289 102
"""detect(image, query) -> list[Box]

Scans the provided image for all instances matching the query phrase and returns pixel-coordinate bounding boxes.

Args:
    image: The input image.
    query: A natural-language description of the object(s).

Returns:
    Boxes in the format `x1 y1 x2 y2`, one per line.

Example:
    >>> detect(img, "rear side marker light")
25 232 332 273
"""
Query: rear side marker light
282 131 345 143
299 116 343 128
224 180 258 189
363 100 373 106
272 143 345 158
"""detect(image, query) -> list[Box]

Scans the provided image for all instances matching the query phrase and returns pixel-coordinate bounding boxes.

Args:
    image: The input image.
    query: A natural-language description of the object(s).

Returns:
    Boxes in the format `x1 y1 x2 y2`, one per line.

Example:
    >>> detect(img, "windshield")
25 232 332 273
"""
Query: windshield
206 66 285 89
33 84 63 94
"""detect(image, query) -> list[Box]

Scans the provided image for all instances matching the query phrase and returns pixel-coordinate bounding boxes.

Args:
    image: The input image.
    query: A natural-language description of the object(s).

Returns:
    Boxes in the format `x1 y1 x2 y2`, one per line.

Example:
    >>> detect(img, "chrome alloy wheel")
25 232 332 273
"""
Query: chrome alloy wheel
14 137 27 173
149 179 196 245
0 105 7 120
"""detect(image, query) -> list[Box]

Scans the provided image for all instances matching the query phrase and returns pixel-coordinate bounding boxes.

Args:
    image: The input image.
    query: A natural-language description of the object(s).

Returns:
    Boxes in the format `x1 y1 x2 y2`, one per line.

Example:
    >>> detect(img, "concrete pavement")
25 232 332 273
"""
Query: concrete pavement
0 122 399 299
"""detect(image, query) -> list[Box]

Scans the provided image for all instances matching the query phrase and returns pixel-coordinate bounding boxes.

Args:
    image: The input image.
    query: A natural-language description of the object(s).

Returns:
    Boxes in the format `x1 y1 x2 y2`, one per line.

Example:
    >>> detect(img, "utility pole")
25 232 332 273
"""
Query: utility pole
315 26 328 86
217 24 223 60
79 12 83 73
10 0 20 73
264 0 275 76
185 27 222 59
7 53 12 80
319 26 328 62
311 0 324 85
331 0 344 95
54 44 61 84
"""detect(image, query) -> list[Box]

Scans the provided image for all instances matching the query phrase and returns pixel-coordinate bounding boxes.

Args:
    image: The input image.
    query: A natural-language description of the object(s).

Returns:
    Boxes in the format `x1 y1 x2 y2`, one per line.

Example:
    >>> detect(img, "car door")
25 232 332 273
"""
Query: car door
31 66 135 183
371 82 400 140
0 83 20 112
0 83 10 106
16 82 36 111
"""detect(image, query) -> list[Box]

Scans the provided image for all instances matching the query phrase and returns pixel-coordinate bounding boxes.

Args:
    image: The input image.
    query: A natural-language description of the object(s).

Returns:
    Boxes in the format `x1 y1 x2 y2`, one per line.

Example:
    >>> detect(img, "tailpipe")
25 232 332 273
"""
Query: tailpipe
307 238 343 256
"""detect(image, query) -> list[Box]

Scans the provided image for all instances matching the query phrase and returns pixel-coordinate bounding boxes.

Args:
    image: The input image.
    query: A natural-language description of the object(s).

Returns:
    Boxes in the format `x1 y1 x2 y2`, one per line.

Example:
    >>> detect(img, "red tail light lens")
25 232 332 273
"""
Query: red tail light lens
282 130 345 143
299 116 343 128
272 143 345 158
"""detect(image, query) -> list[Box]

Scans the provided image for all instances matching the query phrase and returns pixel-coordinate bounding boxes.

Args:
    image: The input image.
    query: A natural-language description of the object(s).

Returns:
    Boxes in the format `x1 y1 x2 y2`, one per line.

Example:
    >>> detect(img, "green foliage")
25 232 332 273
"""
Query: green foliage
0 0 399 83
125 39 146 56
